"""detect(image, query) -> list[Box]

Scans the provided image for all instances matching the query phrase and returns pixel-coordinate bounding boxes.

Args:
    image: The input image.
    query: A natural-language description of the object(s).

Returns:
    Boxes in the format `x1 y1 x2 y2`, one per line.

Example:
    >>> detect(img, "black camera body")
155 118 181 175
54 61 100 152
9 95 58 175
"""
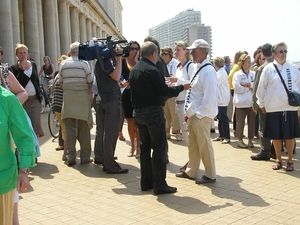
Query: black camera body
78 36 127 61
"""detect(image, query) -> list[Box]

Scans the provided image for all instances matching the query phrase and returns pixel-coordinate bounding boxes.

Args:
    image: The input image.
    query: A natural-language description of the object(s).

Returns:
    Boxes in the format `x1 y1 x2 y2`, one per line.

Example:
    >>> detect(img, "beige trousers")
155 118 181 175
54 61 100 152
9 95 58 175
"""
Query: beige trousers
164 97 180 131
185 116 216 179
0 189 14 225
236 107 255 139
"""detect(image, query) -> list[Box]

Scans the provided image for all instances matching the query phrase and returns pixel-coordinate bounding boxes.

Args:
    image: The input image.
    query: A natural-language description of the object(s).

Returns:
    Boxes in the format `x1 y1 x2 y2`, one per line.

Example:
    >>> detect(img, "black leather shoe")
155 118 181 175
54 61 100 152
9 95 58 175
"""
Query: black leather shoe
154 186 177 195
251 153 270 161
106 167 129 174
94 160 103 165
67 161 76 167
175 172 194 180
81 158 93 164
195 175 216 184
141 186 153 191
270 152 276 159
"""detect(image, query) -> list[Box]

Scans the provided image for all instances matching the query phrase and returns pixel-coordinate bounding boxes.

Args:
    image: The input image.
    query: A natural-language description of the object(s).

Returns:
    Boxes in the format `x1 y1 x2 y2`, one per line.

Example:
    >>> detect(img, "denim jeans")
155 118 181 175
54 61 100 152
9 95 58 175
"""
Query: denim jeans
217 106 230 140
133 106 168 190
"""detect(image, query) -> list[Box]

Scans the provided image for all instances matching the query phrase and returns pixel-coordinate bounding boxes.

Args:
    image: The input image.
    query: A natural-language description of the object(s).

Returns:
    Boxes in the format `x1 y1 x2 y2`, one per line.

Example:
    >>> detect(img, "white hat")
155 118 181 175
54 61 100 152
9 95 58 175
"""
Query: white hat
186 39 209 50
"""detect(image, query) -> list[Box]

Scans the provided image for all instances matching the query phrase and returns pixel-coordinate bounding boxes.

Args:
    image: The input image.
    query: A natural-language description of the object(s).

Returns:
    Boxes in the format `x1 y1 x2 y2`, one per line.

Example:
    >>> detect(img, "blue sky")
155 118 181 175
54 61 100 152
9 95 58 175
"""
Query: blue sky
121 0 300 62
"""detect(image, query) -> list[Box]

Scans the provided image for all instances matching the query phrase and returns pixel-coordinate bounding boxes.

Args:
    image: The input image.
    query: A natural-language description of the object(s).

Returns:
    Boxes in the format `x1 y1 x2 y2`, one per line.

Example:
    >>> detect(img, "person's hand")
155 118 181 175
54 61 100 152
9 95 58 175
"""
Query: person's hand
260 107 267 114
184 116 189 122
17 172 30 192
115 46 123 57
119 80 128 88
134 50 139 63
182 83 190 90
167 76 178 84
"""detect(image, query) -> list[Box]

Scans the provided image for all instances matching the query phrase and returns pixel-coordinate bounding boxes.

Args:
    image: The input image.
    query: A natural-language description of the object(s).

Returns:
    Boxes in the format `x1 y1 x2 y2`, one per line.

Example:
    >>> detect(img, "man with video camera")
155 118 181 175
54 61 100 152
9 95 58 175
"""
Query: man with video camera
93 44 129 174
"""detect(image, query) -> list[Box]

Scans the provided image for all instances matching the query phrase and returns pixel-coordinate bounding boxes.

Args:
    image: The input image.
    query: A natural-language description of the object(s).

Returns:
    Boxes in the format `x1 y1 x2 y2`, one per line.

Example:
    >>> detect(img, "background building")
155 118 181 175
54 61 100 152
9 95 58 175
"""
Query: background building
149 9 212 58
0 0 124 69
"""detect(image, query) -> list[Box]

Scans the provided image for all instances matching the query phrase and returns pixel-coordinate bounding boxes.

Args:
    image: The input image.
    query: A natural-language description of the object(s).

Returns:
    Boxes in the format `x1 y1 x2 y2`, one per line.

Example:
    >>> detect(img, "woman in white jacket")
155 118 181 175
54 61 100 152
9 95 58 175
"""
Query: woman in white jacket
256 42 300 171
233 54 255 148
212 57 231 144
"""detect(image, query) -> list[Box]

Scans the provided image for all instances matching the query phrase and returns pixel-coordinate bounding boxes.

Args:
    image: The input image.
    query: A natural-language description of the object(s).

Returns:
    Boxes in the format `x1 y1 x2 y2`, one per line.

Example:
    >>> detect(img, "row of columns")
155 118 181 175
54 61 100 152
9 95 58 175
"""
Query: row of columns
0 0 112 69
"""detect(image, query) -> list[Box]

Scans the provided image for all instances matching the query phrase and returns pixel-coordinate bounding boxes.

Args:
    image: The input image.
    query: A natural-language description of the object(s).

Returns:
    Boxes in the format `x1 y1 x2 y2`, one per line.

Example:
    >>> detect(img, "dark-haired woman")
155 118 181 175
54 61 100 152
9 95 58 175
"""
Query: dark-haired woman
121 41 141 158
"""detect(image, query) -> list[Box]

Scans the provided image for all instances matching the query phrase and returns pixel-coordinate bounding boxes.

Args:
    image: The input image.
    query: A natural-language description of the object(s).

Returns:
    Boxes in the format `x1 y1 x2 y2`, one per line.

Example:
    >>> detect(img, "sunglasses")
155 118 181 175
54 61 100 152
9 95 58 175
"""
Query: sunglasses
278 50 288 54
260 58 265 60
130 47 139 51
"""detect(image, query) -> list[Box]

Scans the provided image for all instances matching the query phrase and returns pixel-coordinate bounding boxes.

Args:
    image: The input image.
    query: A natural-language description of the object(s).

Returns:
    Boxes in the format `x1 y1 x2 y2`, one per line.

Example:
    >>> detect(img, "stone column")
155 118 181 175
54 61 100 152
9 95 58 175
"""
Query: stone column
23 0 40 66
92 23 97 38
79 14 87 42
70 7 79 42
11 0 20 49
36 0 44 69
42 0 58 66
58 0 71 56
0 1 15 65
86 19 92 40
53 1 60 63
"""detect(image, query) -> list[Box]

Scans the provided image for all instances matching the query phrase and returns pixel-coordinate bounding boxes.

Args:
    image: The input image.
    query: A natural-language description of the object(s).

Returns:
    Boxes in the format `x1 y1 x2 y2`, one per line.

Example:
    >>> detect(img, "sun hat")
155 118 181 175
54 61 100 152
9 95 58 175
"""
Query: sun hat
186 39 209 50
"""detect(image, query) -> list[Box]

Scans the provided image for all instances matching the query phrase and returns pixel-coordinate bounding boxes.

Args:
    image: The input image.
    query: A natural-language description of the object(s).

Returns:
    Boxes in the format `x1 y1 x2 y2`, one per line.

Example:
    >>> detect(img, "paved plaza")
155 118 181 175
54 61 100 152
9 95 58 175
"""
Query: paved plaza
18 108 300 224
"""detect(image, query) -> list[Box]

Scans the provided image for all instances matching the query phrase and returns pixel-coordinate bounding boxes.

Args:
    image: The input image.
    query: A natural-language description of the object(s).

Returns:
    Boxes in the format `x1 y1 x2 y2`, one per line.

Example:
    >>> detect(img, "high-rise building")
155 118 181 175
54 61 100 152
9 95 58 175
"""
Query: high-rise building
149 9 212 58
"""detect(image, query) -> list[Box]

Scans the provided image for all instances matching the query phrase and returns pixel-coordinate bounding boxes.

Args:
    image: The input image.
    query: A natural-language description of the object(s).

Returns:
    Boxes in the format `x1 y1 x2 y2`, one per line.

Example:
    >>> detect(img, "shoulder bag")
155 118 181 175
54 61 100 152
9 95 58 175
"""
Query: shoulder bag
273 63 300 106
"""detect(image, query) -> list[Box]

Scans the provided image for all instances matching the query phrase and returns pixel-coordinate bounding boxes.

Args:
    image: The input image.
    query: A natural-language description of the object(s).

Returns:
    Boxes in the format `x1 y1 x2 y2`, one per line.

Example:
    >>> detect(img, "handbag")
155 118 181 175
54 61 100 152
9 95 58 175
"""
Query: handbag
273 64 300 106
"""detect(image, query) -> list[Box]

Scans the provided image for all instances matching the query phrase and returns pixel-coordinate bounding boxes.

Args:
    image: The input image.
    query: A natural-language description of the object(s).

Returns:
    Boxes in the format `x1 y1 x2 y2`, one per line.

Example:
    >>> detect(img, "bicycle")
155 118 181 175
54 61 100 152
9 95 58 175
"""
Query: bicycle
40 74 52 114
48 105 60 139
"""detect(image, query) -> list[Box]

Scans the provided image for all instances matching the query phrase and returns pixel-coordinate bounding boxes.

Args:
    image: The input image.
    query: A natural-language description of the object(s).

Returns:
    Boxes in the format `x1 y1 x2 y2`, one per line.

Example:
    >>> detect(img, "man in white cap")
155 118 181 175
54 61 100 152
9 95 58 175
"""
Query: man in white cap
176 39 218 184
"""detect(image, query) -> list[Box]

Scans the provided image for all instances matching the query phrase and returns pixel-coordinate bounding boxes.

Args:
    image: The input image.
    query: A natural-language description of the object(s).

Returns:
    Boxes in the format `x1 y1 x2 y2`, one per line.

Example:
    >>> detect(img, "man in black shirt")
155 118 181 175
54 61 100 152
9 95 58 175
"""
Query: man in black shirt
130 41 189 195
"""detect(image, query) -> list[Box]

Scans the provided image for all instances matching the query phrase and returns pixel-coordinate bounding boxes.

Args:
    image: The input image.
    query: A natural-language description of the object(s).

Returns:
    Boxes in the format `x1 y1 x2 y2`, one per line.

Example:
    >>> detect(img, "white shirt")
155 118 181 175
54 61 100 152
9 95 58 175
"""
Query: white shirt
175 60 195 102
256 60 300 112
184 58 218 119
216 67 230 106
167 58 179 76
232 69 255 108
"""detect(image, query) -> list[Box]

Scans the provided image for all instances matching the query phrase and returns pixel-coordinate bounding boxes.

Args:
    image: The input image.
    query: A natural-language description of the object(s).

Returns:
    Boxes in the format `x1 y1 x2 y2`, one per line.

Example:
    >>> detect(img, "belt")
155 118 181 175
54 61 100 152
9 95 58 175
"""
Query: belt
27 95 37 100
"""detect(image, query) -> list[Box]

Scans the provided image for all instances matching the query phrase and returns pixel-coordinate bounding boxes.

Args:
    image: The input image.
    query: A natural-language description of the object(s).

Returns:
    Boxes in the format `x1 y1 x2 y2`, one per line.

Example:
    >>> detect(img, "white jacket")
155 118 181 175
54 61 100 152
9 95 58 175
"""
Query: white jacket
217 67 230 106
167 58 179 76
256 60 300 112
184 59 218 119
232 69 255 108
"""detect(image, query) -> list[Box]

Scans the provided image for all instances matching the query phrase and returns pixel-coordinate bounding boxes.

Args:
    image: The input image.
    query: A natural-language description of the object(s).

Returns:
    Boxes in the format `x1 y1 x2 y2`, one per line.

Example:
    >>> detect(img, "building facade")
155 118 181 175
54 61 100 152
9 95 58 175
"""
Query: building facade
0 0 124 69
149 9 212 58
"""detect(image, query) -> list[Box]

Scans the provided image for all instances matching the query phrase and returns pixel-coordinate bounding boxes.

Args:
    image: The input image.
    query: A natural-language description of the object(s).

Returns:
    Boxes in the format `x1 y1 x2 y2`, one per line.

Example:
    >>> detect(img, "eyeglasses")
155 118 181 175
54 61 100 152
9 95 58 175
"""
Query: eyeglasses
130 47 139 51
278 50 288 54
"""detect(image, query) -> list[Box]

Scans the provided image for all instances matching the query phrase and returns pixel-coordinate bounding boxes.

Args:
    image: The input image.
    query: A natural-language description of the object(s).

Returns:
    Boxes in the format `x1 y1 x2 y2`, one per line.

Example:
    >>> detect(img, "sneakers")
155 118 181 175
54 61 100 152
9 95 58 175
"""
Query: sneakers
212 136 224 141
222 139 230 144
176 134 183 141
248 140 254 148
166 133 171 140
237 140 247 148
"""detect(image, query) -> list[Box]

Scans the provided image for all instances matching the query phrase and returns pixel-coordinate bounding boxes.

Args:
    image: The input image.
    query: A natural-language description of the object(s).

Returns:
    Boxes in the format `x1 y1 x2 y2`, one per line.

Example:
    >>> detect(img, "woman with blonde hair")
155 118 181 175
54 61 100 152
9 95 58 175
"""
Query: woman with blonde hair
233 53 255 148
10 43 44 138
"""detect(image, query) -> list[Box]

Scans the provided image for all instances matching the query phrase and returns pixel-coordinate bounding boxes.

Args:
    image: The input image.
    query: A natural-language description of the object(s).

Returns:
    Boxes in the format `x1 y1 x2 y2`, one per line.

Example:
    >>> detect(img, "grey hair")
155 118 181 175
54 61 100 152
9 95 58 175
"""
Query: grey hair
140 41 158 57
70 41 80 54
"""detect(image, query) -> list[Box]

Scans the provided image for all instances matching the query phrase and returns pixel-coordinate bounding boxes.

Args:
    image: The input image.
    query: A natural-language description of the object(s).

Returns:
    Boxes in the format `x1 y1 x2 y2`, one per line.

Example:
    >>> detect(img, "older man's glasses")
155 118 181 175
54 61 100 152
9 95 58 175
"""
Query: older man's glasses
278 50 288 54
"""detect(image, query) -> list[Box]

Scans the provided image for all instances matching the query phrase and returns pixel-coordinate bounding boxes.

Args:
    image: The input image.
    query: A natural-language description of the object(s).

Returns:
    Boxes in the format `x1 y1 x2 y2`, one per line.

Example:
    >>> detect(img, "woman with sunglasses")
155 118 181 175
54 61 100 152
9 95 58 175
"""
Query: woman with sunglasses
256 42 300 171
121 41 141 158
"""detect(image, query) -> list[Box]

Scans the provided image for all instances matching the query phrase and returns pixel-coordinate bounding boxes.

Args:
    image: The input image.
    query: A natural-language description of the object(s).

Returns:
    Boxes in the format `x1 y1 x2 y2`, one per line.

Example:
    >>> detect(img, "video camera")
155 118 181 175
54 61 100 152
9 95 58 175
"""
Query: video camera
78 36 128 61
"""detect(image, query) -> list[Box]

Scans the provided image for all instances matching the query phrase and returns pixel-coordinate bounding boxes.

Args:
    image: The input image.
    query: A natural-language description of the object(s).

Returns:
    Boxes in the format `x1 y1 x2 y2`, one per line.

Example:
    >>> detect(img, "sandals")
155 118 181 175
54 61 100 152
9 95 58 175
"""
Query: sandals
286 161 294 171
127 148 135 157
118 132 125 141
135 148 140 159
272 161 282 170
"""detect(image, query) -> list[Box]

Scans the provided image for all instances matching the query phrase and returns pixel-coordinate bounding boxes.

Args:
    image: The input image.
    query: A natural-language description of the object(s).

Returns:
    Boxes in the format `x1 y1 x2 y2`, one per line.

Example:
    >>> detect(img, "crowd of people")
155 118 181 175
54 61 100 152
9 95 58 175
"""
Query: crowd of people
1 36 300 224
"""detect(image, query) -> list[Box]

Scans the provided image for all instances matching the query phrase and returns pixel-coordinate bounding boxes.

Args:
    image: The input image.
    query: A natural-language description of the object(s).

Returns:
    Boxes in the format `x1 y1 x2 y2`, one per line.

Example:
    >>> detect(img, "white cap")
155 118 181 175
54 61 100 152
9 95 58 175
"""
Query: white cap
186 39 209 50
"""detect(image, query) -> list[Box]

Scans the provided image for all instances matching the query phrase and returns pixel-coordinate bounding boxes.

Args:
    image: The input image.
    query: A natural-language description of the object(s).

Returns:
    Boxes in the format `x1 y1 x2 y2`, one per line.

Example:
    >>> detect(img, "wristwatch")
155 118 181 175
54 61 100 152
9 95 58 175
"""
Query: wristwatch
19 168 29 174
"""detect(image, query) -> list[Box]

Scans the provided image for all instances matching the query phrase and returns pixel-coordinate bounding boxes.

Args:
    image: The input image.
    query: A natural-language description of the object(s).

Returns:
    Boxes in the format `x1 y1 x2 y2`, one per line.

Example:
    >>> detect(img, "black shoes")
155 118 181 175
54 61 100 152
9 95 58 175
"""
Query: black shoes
153 186 177 195
251 152 270 161
67 161 76 167
94 160 103 165
106 166 129 174
141 186 153 191
195 175 216 184
175 172 194 180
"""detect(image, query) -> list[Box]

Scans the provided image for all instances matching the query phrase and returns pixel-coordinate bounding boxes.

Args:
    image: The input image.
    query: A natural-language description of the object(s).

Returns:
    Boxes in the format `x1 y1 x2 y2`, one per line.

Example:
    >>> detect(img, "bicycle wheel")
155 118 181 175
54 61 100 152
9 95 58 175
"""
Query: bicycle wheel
48 108 59 138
